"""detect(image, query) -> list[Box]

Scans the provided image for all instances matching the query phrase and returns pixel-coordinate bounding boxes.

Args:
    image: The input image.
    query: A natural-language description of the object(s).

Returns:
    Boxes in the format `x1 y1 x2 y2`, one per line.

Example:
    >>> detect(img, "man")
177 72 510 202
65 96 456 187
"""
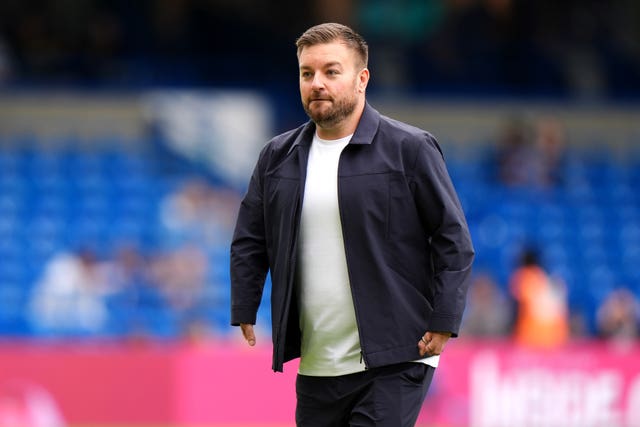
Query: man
230 23 474 426
509 248 569 348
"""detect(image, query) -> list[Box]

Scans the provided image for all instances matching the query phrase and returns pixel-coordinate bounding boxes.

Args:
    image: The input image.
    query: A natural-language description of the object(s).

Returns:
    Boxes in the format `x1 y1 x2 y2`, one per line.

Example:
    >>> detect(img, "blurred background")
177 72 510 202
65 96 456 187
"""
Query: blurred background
0 1 639 426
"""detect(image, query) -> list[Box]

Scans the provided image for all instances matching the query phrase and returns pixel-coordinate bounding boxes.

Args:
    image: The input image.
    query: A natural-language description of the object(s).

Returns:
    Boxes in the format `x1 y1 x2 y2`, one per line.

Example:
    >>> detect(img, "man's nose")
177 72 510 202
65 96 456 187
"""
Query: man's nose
311 74 325 90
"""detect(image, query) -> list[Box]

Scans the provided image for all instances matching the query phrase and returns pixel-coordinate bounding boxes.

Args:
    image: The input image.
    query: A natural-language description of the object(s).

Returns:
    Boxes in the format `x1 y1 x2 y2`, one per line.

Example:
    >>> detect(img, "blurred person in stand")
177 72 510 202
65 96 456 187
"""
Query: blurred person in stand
495 115 566 188
509 247 570 349
106 244 167 339
533 116 566 187
160 178 240 247
460 272 512 338
150 243 210 340
495 116 540 187
158 178 240 339
231 23 474 426
28 248 116 335
596 287 640 342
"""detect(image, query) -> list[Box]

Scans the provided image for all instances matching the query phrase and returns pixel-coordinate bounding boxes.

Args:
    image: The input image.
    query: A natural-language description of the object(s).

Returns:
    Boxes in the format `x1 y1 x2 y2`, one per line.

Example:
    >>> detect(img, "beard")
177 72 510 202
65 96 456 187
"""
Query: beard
302 91 358 129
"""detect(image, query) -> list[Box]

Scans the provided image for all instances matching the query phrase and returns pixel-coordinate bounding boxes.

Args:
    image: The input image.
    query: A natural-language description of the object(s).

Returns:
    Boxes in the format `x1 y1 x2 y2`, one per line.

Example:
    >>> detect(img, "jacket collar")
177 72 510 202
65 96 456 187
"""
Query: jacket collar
288 102 380 153
350 102 380 145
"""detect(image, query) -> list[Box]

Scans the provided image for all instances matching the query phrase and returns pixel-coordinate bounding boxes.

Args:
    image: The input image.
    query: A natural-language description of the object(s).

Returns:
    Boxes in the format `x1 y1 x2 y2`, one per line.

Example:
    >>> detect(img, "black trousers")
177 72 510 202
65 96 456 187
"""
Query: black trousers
295 362 435 427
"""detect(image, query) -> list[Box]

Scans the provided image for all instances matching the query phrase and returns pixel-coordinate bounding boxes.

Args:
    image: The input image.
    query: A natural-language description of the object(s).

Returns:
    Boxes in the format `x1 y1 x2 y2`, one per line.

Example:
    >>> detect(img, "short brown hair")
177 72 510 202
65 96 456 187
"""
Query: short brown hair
296 23 368 68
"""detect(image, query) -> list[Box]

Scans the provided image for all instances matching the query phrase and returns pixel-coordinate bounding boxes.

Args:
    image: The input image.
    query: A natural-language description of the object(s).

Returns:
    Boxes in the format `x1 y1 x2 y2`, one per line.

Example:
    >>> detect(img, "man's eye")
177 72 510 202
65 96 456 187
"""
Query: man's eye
301 72 312 78
327 70 338 76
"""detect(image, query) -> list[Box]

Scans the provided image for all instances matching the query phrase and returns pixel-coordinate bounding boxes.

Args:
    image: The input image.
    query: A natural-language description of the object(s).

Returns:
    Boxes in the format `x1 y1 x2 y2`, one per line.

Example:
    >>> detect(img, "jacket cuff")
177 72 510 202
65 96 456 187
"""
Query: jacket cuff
428 312 461 337
230 305 258 326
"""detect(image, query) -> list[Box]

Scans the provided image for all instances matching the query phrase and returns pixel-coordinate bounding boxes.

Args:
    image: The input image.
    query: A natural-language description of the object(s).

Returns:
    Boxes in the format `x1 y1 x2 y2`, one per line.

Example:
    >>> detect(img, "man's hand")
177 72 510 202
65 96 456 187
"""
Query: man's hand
240 323 256 346
418 331 452 357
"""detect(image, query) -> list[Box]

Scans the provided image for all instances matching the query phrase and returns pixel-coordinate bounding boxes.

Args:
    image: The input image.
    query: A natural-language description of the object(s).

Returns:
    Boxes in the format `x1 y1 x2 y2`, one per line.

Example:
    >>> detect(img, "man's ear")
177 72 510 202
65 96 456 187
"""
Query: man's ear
358 68 370 93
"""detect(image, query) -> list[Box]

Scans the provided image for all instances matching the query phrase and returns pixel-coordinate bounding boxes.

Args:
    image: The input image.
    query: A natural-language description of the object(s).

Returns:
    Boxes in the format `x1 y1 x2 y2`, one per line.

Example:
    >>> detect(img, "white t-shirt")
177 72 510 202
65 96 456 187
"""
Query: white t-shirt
297 133 362 376
297 132 438 377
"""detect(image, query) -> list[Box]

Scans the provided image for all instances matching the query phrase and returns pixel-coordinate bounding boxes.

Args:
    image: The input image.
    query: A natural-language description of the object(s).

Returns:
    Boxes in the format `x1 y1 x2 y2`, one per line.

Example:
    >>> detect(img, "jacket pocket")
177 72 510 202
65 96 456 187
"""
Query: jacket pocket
387 173 421 240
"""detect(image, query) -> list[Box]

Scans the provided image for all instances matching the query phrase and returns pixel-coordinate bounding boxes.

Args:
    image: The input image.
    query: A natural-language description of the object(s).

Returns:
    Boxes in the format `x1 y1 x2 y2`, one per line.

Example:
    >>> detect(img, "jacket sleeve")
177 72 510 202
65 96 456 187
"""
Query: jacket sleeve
410 133 475 336
230 145 270 326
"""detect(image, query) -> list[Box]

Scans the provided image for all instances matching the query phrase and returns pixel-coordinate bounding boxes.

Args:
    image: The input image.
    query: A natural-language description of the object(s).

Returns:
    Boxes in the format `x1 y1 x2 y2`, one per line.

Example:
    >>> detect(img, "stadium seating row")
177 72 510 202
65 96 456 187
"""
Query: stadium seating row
0 137 639 337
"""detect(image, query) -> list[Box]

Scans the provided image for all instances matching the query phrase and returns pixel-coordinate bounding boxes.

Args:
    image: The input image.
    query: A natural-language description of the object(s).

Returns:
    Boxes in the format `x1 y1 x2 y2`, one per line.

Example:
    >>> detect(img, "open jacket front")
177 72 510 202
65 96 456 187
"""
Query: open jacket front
230 103 475 372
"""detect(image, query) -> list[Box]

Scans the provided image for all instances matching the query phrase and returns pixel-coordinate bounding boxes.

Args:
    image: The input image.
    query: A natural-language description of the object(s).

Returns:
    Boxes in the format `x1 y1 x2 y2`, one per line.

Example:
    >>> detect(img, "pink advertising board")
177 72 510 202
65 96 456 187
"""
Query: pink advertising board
0 341 298 425
0 339 639 426
422 340 640 427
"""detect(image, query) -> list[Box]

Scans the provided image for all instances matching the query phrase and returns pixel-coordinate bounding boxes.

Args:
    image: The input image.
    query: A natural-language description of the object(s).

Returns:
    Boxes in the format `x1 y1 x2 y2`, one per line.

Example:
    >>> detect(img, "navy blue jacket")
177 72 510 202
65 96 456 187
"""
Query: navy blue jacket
231 103 474 372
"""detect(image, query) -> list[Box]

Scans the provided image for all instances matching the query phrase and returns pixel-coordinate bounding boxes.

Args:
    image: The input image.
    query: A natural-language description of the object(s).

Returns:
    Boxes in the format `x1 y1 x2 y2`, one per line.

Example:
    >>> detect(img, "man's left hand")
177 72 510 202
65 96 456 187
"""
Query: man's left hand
418 331 452 357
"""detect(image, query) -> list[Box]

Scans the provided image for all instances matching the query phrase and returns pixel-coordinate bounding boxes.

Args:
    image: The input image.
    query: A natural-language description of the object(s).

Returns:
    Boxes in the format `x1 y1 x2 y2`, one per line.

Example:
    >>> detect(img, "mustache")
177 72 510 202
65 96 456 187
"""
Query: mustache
308 92 332 102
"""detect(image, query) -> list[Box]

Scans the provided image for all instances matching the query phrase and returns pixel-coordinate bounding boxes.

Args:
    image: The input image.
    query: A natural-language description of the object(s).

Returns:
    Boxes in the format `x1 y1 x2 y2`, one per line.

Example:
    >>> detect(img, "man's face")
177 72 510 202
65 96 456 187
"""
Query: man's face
298 41 366 130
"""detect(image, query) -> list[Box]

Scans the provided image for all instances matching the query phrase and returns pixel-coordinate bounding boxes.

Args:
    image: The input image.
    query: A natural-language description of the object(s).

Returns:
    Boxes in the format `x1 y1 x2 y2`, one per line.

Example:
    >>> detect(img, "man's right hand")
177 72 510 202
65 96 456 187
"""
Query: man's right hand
240 323 256 346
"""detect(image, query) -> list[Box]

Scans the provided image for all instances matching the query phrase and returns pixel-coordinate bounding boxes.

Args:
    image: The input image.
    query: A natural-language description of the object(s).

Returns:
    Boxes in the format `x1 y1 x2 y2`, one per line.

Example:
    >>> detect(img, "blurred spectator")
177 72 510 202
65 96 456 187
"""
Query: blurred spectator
495 115 566 188
157 178 239 339
461 273 512 337
495 116 540 186
105 244 167 338
28 249 116 335
109 245 154 295
596 287 640 342
533 116 567 187
149 243 210 339
28 241 215 339
509 248 570 349
160 178 240 247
